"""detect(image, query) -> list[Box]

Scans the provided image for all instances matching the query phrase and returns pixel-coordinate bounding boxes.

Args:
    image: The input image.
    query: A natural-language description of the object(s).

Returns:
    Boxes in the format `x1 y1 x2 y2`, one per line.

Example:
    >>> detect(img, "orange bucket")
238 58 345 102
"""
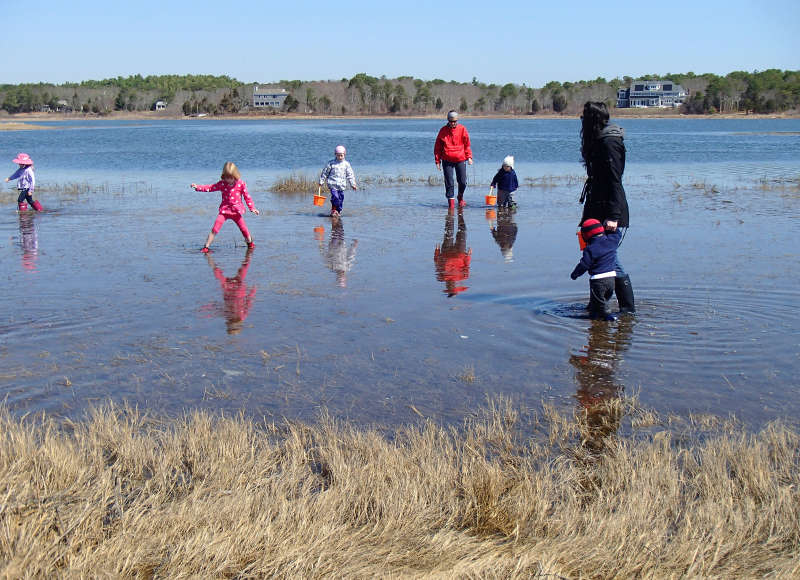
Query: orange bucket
577 228 587 251
485 209 497 221
314 186 326 206
485 194 497 206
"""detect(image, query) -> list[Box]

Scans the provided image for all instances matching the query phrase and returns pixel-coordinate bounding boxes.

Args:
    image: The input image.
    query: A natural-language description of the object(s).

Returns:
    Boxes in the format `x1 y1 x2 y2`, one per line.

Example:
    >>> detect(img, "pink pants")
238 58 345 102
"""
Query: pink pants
211 212 250 239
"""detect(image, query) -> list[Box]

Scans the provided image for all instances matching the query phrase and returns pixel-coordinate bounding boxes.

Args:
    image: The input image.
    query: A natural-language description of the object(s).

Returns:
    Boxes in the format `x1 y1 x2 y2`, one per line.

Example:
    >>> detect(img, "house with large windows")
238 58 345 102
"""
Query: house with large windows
252 86 288 109
617 80 687 108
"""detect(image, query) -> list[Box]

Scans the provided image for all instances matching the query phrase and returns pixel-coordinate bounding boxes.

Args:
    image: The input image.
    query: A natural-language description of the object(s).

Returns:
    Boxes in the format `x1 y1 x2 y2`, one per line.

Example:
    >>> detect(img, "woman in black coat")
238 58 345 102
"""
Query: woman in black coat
580 101 635 313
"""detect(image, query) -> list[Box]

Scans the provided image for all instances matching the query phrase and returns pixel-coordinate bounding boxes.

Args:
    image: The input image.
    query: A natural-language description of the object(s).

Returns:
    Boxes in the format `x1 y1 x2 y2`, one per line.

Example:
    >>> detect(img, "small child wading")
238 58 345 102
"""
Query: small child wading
191 162 259 253
490 155 519 208
319 145 358 217
570 219 621 320
5 153 43 212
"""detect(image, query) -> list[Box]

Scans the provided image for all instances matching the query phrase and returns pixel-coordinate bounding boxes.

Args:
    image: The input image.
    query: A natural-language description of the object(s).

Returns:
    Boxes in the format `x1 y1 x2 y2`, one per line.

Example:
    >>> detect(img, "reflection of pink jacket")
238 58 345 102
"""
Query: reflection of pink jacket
214 263 256 324
194 179 254 214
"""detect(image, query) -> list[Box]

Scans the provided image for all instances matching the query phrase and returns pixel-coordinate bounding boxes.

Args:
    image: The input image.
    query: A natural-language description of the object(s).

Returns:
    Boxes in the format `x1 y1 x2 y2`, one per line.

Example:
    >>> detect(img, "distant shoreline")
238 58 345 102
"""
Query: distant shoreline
2 109 799 130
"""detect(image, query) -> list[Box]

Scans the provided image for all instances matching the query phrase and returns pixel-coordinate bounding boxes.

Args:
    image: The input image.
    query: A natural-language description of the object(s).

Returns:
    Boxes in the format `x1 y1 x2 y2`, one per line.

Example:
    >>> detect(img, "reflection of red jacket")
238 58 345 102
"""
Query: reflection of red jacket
434 249 471 282
434 124 472 163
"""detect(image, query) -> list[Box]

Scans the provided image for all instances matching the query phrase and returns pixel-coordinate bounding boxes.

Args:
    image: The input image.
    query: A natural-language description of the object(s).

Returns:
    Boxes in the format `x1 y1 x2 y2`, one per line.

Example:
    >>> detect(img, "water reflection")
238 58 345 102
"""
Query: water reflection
202 248 257 334
569 317 634 450
18 213 39 272
319 216 358 287
434 209 471 297
489 207 518 262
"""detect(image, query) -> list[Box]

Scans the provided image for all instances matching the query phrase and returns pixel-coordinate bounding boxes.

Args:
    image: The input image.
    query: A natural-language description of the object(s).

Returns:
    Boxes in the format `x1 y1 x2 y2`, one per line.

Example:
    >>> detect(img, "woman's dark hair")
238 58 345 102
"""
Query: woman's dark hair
580 101 610 167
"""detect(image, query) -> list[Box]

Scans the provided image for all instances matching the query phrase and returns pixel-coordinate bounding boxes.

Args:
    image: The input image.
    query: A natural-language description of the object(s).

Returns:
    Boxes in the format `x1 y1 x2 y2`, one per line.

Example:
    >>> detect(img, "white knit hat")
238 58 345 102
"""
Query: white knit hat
503 155 514 168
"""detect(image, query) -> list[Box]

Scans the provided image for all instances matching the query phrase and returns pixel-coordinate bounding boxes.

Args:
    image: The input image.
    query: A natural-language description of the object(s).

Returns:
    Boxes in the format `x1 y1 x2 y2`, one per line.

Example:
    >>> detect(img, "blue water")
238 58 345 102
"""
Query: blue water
1 118 799 428
11 117 800 185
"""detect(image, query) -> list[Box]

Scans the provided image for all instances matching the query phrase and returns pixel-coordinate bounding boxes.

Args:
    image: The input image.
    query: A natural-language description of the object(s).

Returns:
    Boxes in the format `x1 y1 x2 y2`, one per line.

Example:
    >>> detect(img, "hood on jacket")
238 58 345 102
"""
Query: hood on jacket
599 124 624 140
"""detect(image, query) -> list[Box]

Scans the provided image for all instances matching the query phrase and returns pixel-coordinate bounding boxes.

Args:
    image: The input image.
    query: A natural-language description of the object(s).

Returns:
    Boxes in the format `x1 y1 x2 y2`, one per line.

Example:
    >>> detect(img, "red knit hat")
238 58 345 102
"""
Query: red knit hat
580 219 604 243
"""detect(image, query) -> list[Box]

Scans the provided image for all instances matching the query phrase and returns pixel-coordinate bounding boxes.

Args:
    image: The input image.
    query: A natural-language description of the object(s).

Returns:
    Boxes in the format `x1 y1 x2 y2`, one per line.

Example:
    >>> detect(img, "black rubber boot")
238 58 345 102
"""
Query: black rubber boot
615 274 636 314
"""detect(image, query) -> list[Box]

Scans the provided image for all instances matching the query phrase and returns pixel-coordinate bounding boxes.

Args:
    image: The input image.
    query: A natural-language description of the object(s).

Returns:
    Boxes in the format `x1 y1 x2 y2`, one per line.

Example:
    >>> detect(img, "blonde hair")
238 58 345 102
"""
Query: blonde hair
221 162 241 181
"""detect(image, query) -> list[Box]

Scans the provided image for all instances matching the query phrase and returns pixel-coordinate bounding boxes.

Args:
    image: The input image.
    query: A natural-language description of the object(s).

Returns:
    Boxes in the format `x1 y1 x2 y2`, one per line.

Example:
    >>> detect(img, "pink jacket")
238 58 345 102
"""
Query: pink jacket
195 179 255 214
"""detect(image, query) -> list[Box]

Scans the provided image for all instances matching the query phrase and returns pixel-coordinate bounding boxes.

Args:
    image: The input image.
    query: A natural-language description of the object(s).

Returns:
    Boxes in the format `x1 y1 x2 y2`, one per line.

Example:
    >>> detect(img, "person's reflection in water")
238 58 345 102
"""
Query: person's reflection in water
204 247 257 334
434 208 471 296
319 215 358 287
18 212 38 271
569 317 634 451
490 206 517 263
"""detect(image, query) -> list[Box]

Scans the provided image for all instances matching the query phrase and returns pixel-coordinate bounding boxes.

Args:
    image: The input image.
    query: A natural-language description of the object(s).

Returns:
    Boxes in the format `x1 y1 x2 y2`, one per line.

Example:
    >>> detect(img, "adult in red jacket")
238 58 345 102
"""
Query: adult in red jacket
434 110 473 209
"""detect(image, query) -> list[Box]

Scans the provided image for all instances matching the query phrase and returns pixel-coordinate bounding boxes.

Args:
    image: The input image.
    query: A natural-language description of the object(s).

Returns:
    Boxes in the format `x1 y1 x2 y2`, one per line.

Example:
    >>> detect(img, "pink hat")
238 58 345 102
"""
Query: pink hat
334 145 346 155
12 153 33 165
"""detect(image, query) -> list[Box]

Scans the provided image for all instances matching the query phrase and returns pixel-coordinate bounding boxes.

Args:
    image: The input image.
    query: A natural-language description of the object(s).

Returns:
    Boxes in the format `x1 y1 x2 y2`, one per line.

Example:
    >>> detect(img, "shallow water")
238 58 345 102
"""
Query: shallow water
1 118 799 427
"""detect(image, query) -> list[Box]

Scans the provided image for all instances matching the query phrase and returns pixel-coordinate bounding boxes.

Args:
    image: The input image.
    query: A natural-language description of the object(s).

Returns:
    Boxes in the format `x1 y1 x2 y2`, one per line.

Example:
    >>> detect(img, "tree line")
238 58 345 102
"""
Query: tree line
1 70 798 116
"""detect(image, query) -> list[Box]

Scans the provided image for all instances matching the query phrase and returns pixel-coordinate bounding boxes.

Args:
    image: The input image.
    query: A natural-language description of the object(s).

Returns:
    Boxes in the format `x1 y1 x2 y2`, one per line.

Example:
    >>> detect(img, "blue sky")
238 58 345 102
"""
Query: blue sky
2 0 797 86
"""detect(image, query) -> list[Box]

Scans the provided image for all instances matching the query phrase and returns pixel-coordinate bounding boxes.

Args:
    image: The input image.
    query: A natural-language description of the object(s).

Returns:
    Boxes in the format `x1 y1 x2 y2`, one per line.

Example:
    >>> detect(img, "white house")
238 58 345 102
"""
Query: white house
154 100 167 111
252 86 288 109
617 80 687 108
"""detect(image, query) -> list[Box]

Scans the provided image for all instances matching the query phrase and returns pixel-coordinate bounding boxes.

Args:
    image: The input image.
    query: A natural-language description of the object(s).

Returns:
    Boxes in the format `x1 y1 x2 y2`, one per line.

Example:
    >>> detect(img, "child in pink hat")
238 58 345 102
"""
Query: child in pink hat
318 145 358 217
5 153 43 211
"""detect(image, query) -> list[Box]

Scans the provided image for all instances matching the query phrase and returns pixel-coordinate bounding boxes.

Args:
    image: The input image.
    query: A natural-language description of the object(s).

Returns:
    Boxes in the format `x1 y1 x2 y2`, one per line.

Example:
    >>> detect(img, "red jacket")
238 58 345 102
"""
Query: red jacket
434 124 472 163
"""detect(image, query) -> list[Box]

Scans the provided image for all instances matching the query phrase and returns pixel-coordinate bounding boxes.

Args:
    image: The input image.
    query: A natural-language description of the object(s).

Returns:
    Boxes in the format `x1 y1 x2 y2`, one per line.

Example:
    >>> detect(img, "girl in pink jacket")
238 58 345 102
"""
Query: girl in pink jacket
191 162 259 253
5 153 43 212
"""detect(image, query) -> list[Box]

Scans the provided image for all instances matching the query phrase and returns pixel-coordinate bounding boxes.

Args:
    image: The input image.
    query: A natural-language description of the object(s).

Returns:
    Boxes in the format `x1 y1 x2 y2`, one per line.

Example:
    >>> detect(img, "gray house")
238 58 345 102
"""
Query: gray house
252 86 288 109
617 80 687 108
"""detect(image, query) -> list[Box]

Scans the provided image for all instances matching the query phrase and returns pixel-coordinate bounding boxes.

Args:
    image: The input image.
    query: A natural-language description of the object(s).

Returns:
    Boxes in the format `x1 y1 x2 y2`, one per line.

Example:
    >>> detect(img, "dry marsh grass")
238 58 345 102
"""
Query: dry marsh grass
270 173 445 192
1 181 153 205
270 174 319 194
1 399 798 578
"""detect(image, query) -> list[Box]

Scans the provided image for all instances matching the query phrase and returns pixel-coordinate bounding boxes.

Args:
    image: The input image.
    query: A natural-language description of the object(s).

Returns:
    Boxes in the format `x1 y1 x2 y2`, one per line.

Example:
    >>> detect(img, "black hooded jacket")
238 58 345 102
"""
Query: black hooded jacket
581 124 629 228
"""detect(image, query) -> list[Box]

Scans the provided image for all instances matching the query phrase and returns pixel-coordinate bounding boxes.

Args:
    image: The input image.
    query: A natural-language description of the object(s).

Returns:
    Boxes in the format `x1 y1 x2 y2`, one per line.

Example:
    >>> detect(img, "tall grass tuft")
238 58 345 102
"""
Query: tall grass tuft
0 400 798 577
271 174 319 194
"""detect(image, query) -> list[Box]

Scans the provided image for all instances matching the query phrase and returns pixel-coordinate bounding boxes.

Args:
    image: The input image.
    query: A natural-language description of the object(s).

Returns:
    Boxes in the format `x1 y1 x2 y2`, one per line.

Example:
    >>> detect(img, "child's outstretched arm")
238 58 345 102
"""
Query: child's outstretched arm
346 163 357 190
191 181 224 192
570 253 591 280
240 182 260 215
6 167 24 182
319 162 331 186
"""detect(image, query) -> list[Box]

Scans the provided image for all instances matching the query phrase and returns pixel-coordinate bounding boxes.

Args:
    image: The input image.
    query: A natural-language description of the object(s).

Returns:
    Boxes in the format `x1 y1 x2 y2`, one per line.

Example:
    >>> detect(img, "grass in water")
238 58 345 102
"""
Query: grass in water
0 398 798 577
270 174 319 194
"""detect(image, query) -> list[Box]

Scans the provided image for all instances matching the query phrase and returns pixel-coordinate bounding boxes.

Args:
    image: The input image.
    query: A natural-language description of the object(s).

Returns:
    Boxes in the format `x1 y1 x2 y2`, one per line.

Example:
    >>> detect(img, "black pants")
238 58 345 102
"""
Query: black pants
442 160 467 200
17 188 35 205
588 277 615 318
497 188 515 207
